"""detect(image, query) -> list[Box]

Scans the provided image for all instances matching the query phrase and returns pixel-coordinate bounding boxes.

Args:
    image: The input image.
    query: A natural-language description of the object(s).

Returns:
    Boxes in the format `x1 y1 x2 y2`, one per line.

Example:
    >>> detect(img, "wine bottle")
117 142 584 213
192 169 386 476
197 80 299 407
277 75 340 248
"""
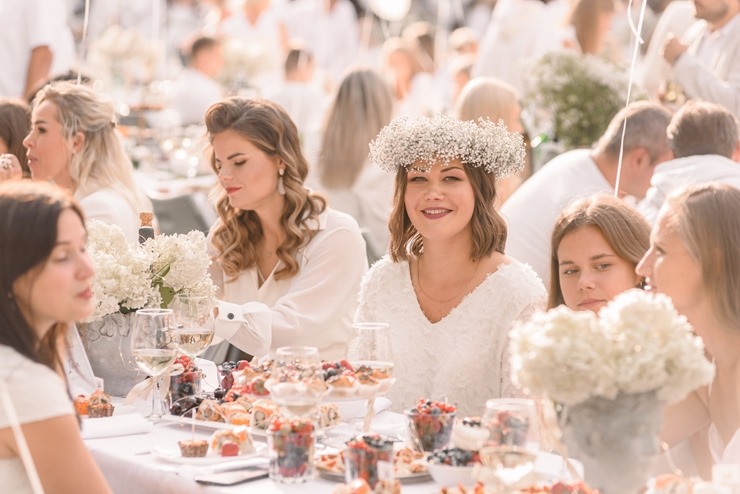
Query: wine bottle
138 211 155 244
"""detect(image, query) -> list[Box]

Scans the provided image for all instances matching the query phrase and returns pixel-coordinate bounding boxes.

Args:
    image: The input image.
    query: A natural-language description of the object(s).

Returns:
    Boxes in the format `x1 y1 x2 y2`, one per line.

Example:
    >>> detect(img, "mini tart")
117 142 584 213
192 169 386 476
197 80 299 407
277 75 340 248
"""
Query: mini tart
87 403 115 418
178 439 208 457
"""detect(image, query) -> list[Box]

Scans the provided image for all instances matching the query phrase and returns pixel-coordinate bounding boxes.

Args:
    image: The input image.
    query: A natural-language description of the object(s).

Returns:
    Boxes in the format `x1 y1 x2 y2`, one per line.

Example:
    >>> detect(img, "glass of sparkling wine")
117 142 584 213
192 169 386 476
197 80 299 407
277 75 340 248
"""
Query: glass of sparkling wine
477 398 540 491
172 295 215 358
131 308 178 420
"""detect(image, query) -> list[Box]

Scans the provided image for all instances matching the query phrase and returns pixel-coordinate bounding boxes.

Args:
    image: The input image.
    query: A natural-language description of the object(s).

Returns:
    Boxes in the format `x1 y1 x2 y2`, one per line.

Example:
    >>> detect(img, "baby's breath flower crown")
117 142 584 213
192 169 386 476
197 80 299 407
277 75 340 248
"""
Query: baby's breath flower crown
368 114 525 178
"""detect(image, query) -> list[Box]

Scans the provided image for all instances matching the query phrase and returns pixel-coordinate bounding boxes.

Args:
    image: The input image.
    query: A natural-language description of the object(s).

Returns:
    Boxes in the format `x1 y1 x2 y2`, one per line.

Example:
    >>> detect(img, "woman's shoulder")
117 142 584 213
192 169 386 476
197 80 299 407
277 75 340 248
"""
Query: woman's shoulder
485 259 547 300
361 256 407 290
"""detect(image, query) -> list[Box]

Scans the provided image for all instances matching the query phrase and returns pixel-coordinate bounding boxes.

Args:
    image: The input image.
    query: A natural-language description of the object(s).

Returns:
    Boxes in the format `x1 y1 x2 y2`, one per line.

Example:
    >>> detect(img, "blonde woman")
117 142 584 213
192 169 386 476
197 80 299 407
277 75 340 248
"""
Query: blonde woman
316 67 394 261
455 76 531 206
23 82 151 243
206 98 367 361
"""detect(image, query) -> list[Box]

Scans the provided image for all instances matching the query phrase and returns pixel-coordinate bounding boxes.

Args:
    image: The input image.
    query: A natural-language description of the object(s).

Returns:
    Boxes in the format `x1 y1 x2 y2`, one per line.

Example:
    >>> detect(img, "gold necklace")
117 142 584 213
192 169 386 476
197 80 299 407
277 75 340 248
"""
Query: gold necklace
415 256 479 304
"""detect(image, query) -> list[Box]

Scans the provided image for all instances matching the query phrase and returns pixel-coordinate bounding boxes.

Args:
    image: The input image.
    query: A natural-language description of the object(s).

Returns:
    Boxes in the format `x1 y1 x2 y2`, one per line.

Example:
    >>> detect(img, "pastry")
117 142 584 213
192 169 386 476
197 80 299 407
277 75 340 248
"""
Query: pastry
209 426 255 456
87 390 115 418
178 439 208 457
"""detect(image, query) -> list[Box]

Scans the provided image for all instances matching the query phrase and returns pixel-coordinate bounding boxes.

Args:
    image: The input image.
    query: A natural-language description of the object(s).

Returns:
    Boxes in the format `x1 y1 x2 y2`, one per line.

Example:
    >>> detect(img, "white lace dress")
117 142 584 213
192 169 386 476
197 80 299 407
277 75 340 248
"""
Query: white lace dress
355 258 546 417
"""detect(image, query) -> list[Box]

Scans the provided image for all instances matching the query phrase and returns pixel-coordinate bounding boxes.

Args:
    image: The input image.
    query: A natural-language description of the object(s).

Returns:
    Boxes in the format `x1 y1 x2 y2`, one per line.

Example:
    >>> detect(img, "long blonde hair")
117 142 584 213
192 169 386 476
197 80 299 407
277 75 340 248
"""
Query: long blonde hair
317 67 393 189
206 98 326 281
31 82 149 214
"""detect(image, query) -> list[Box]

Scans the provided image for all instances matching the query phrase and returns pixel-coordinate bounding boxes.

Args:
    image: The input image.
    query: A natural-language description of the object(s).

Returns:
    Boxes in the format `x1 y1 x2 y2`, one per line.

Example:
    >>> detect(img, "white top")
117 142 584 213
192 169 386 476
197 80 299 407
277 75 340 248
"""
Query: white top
76 187 146 244
317 163 394 261
0 345 74 494
171 68 224 126
501 149 613 286
0 0 57 98
211 208 368 361
673 14 740 119
355 258 546 416
709 423 740 464
638 154 740 224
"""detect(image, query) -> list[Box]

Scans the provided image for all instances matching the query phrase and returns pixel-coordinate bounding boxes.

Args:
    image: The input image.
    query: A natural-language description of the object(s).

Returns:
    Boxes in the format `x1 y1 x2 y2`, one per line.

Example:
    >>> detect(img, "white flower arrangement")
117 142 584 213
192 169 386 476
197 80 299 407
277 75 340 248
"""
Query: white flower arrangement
85 220 217 322
218 36 281 92
525 51 643 150
510 289 714 406
368 115 525 178
87 25 164 85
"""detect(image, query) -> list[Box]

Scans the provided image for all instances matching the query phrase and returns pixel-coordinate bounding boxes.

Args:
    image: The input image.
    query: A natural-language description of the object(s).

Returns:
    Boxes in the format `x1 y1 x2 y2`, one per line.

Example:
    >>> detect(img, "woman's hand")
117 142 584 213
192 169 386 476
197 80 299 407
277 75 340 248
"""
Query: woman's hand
0 154 23 182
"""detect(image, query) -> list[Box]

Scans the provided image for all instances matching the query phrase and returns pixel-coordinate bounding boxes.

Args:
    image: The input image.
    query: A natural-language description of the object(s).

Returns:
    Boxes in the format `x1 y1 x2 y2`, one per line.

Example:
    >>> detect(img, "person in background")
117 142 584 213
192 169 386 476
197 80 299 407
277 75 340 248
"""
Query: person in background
172 36 225 126
357 115 546 416
314 67 394 263
548 194 651 312
565 0 618 57
455 76 531 206
501 101 672 286
639 183 740 475
0 99 31 178
23 82 152 243
0 180 112 494
639 100 740 224
381 37 440 117
205 98 367 361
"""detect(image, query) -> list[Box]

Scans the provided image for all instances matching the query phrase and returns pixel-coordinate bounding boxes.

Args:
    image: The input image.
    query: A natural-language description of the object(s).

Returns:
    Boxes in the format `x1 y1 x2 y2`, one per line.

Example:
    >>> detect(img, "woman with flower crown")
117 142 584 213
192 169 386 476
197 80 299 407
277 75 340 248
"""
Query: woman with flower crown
638 183 740 475
356 115 546 416
205 97 367 362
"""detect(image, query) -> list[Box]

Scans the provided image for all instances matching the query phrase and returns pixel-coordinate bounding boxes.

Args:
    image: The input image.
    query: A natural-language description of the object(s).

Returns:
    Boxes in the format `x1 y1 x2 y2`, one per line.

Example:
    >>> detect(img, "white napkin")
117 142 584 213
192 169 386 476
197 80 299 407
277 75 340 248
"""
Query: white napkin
81 413 153 439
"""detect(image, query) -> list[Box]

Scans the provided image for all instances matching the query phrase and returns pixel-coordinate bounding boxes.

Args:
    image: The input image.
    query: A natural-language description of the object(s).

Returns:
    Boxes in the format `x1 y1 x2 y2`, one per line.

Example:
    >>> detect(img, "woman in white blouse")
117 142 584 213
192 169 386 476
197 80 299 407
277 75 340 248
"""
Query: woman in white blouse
205 98 367 361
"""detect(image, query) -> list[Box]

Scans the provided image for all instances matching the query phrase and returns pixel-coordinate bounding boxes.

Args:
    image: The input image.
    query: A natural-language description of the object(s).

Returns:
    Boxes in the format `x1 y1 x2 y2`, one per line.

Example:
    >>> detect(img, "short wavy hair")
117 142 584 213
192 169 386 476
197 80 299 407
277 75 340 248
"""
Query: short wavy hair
206 97 326 281
548 194 650 309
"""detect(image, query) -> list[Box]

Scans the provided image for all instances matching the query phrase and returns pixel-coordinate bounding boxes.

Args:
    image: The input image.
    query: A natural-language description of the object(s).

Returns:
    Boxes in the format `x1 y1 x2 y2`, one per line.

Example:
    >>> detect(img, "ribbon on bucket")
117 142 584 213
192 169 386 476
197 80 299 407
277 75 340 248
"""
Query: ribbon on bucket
124 362 185 405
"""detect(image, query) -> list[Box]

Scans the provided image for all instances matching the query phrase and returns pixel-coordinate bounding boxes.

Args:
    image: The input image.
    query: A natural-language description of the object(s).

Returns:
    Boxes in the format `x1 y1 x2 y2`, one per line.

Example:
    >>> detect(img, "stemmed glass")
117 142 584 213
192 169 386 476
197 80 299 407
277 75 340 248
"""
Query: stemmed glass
172 295 215 359
269 346 327 418
130 308 178 420
476 398 541 492
347 322 392 361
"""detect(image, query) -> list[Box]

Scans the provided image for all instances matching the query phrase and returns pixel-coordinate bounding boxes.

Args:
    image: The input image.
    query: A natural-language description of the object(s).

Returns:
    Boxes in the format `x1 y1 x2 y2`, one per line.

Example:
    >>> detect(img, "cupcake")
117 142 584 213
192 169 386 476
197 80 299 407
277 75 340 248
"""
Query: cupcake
178 439 208 457
87 390 115 418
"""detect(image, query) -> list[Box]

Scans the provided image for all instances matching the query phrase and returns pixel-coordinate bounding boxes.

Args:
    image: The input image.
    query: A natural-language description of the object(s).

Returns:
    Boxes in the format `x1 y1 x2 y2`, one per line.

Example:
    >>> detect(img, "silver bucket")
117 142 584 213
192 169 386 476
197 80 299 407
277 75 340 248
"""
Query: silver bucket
77 312 147 397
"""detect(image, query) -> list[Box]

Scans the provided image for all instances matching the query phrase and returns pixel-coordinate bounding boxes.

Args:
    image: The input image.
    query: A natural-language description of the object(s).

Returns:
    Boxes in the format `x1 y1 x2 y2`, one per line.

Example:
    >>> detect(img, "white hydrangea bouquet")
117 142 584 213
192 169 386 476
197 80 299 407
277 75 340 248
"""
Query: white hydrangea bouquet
84 220 216 322
510 289 714 407
525 51 643 150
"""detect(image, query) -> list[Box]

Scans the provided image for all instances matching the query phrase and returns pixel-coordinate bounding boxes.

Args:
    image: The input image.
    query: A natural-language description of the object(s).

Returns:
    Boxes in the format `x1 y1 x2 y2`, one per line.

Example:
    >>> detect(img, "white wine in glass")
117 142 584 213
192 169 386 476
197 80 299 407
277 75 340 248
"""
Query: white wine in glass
131 308 178 420
172 295 215 358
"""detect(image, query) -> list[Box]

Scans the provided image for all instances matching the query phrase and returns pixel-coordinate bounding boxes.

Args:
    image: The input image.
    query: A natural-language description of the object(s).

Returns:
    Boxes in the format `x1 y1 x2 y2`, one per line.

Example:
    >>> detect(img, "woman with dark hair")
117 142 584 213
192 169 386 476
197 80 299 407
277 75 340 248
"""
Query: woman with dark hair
356 115 546 415
548 194 651 312
0 180 111 493
0 98 30 178
206 97 367 361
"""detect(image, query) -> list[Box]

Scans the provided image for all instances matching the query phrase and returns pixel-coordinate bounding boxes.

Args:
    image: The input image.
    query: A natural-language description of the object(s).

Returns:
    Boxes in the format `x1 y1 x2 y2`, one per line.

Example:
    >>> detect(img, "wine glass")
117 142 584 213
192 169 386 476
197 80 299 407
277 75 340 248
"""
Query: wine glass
130 308 178 420
477 398 540 491
269 346 326 418
347 322 391 361
172 294 215 359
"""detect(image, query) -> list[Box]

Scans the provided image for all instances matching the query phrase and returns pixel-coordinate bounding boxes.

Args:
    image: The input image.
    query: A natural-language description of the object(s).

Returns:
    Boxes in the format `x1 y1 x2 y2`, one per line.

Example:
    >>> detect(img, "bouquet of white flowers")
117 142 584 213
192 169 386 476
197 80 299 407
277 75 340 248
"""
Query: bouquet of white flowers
85 220 216 322
510 289 714 406
525 51 643 150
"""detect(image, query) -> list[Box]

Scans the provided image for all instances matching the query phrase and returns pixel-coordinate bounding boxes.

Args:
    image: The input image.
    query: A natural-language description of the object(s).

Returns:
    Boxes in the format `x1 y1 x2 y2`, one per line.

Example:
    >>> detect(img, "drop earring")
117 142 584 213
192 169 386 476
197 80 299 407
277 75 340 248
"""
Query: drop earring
277 168 286 195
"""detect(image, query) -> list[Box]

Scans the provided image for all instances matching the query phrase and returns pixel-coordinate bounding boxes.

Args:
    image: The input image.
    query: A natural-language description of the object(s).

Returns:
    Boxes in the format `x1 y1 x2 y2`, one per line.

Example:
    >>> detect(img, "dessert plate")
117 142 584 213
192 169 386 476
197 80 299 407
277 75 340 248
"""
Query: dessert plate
151 441 266 466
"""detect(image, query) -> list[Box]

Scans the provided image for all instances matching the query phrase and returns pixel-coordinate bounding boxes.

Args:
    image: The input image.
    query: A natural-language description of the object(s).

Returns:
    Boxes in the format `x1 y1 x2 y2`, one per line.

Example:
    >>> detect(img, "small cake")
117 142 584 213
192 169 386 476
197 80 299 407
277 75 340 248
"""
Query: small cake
87 390 115 418
74 394 89 416
209 426 255 456
178 439 208 457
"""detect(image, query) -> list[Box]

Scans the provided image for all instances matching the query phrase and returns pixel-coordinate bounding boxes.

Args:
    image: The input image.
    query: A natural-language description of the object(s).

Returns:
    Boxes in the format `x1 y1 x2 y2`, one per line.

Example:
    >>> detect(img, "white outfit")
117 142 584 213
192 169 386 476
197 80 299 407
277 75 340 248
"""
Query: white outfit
638 155 740 224
0 0 57 97
501 149 613 286
642 1 696 98
672 14 740 118
355 259 546 416
266 82 328 162
281 0 359 83
473 0 568 96
77 187 147 244
211 209 368 361
171 68 224 126
709 424 740 463
317 163 394 262
0 345 74 494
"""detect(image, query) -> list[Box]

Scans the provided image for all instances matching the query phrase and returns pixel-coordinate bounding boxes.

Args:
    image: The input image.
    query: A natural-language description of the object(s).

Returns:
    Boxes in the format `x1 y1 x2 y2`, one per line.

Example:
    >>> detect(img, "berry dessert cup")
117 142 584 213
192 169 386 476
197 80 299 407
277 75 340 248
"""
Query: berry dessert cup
344 434 394 488
267 416 315 483
406 399 457 452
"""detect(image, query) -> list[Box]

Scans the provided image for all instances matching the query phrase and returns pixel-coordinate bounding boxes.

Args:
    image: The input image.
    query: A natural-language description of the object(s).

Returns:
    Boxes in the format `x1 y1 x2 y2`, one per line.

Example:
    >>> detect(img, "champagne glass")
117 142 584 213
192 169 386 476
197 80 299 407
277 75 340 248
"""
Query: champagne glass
269 346 326 418
477 398 540 491
172 295 215 358
131 308 178 420
347 322 392 361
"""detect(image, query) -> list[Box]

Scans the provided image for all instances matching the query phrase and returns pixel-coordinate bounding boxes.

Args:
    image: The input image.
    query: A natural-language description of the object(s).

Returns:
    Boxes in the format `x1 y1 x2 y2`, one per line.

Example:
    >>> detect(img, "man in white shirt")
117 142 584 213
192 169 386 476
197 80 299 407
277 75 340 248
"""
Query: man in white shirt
171 36 225 126
639 100 740 223
662 0 740 118
501 101 673 285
